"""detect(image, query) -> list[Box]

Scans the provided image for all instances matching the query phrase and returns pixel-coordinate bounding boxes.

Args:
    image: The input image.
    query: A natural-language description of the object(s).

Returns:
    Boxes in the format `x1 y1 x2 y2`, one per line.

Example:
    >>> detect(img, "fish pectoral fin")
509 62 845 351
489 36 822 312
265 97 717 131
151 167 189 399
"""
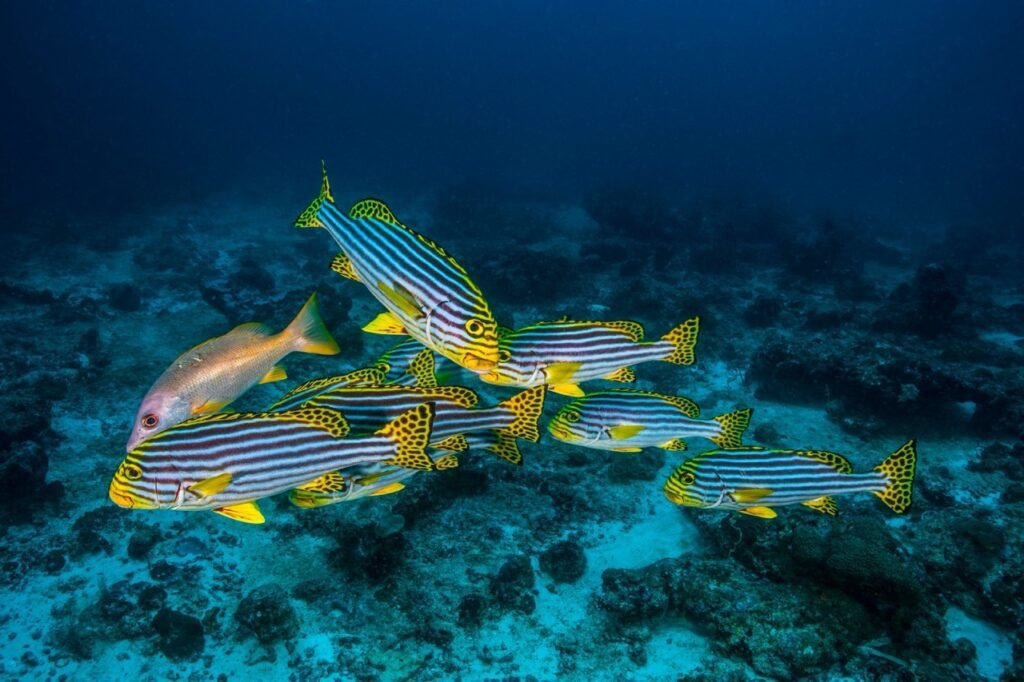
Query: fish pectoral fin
187 472 232 499
259 365 288 384
377 280 423 319
802 496 838 516
214 501 264 524
369 482 407 497
738 506 777 519
730 488 773 504
551 383 585 397
659 438 688 451
191 398 231 415
545 362 582 385
362 311 409 335
608 424 645 440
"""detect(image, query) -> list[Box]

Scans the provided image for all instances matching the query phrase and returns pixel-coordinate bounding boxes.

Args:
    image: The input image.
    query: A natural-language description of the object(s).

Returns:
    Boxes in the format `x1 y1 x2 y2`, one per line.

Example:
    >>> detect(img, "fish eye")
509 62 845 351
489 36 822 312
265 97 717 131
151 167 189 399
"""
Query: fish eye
498 349 511 363
679 472 695 485
564 411 580 423
123 464 143 481
141 414 159 429
465 318 485 337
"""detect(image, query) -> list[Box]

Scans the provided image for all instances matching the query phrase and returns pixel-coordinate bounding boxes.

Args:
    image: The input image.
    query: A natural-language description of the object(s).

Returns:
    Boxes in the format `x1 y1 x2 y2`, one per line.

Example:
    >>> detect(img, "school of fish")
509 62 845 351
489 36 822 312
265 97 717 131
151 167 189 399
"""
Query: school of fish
110 161 918 526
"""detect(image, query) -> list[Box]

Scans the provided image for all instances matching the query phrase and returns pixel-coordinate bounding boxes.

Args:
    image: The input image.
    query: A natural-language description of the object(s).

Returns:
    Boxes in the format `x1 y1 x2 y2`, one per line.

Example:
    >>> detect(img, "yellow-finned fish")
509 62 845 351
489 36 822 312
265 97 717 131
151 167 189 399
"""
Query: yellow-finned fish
663 441 917 518
126 293 340 451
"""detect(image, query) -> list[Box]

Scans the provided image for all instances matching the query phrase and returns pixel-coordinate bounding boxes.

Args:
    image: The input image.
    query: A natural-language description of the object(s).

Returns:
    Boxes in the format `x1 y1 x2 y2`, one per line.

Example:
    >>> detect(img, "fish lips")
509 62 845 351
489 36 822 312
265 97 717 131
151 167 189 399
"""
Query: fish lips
108 479 157 510
461 351 499 371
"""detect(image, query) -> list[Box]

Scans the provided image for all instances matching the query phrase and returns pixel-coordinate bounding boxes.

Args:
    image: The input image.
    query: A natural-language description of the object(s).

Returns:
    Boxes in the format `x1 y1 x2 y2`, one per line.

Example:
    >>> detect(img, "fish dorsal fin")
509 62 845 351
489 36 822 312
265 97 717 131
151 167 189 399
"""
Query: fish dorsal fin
230 321 274 337
608 424 645 440
603 367 636 383
420 385 479 407
296 471 347 495
271 368 387 409
731 488 773 504
294 160 334 228
188 472 232 499
803 496 838 516
214 501 264 524
330 253 361 282
274 407 350 437
406 348 438 388
259 365 288 384
603 389 701 419
795 450 853 473
363 311 409 335
604 320 645 342
432 434 470 452
738 506 777 519
660 438 688 451
349 198 404 226
376 282 424 319
525 319 644 341
378 403 437 471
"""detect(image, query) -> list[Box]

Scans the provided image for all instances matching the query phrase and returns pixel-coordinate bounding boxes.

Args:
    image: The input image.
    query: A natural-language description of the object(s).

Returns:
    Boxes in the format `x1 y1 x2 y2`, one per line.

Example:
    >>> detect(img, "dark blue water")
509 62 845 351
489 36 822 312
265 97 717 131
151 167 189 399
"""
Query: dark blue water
1 3 1022 680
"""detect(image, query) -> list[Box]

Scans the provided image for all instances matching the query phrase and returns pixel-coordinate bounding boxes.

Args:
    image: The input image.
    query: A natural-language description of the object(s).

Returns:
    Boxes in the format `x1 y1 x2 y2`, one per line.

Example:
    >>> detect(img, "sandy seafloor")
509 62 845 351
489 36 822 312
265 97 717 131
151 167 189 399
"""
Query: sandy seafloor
0 189 1022 682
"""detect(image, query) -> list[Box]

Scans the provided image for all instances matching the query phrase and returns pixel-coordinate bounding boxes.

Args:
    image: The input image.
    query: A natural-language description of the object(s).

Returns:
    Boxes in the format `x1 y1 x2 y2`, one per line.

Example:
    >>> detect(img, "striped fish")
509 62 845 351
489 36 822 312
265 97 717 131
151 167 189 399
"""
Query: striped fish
479 317 700 397
289 431 520 508
373 339 447 388
108 404 438 524
268 366 386 412
305 384 546 461
663 441 917 518
295 162 501 372
548 390 752 452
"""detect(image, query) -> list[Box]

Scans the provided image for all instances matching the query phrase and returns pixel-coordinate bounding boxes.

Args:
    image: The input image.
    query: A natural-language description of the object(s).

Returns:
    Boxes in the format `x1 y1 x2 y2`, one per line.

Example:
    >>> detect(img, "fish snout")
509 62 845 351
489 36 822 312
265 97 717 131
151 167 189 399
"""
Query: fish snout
108 478 156 510
461 351 499 371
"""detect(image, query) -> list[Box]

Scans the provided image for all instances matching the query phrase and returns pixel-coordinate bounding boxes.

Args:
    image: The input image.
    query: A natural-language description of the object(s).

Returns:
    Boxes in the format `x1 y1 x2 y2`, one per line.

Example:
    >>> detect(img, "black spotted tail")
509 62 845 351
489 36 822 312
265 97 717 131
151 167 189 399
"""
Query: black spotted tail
872 440 917 514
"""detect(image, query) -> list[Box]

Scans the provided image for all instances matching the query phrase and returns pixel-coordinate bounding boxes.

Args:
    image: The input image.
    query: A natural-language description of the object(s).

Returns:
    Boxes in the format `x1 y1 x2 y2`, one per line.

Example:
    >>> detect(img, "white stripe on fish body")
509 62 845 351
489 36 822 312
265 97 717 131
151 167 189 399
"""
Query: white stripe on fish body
308 395 512 442
557 392 720 449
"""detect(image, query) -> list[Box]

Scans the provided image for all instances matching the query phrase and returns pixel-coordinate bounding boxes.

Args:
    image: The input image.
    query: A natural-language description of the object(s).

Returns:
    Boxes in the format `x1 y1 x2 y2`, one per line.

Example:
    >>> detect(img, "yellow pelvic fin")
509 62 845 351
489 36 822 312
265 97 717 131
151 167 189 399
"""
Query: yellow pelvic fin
709 408 753 448
604 366 636 383
287 293 341 356
188 472 232 499
362 311 409 335
872 439 917 514
406 348 438 388
544 361 582 385
377 281 423 319
612 447 644 453
484 431 523 466
378 403 437 471
498 385 546 443
730 488 773 504
288 490 333 508
738 506 777 519
551 383 585 397
369 482 407 497
803 496 838 516
259 365 288 384
330 253 361 282
295 472 346 495
660 438 688 451
293 160 334 228
608 424 645 440
660 317 700 366
349 198 403 226
432 434 470 452
214 501 265 524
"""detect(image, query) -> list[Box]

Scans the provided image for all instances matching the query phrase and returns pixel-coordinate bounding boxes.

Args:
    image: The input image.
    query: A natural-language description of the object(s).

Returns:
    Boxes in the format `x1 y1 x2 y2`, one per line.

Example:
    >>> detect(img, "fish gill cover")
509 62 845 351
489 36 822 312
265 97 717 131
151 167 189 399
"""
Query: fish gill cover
0 2 1022 681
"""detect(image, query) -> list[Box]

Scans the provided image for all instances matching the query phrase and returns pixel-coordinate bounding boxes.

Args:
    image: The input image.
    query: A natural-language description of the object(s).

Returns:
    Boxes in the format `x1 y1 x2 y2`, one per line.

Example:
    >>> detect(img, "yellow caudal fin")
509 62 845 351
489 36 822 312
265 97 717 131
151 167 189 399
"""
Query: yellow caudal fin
498 385 546 443
872 440 917 514
294 160 335 228
378 403 438 471
330 253 361 282
709 408 753 448
660 317 700 366
286 293 341 355
363 311 409 335
406 348 438 388
214 501 264 524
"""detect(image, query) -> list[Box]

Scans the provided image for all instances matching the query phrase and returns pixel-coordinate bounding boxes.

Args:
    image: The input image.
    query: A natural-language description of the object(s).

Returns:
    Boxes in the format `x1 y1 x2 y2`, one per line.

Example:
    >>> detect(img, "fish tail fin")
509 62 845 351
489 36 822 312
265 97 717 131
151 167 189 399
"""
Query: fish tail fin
499 385 547 443
294 160 335 228
709 408 753 448
660 317 700 365
379 403 438 471
287 293 340 356
872 440 917 514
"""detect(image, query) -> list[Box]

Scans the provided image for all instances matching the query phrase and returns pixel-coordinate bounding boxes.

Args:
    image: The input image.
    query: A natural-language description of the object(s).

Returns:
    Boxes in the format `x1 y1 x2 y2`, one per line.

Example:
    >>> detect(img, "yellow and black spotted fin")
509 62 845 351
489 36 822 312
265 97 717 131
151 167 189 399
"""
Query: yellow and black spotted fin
802 496 838 516
485 431 523 466
296 471 347 495
349 197 404 226
406 348 438 388
434 454 460 470
180 407 350 438
498 385 546 442
795 449 853 474
379 403 437 471
604 320 645 342
660 438 688 451
709 408 753 448
294 160 334 228
660 317 700 366
330 253 361 282
604 367 636 383
432 434 470 452
872 440 917 514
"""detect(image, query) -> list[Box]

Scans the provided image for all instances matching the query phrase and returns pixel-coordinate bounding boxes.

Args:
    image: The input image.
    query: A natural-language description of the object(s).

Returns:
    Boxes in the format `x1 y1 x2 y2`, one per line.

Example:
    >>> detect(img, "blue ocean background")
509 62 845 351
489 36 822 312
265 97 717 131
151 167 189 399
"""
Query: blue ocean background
1 2 1022 680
